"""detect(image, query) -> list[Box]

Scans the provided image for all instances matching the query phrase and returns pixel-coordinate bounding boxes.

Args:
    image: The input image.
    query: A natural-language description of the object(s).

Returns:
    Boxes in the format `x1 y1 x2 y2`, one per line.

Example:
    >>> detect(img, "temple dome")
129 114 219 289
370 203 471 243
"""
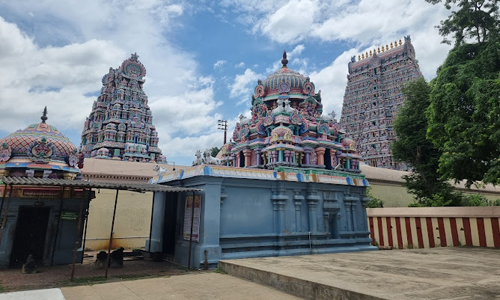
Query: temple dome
255 50 315 99
0 108 80 178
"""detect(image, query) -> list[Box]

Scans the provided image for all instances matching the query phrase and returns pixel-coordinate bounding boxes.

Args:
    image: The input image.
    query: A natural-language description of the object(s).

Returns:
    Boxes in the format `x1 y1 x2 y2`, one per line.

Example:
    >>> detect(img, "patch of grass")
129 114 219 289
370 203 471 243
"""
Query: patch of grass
213 268 227 274
60 276 107 286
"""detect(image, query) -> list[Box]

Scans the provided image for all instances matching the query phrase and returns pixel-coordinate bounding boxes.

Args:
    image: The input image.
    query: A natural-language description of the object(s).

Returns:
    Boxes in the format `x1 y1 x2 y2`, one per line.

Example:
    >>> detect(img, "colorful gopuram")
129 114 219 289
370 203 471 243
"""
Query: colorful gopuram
340 36 422 169
81 53 164 163
219 51 361 173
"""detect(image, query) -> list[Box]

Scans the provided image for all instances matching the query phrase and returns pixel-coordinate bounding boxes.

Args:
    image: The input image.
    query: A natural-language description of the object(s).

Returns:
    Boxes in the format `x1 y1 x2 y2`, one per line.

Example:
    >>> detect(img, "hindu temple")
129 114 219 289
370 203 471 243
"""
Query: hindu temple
147 51 374 269
340 36 423 169
81 53 164 162
0 108 89 268
218 51 361 172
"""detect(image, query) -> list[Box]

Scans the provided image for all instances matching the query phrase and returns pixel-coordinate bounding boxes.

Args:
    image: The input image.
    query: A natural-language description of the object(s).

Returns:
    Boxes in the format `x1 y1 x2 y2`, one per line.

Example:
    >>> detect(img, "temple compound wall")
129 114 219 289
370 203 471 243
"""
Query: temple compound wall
340 36 423 170
148 166 374 268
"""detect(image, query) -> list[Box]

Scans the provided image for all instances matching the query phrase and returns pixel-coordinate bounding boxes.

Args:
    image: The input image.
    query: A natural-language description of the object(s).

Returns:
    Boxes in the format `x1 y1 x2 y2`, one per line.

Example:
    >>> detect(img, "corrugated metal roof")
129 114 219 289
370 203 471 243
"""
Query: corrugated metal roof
0 176 201 193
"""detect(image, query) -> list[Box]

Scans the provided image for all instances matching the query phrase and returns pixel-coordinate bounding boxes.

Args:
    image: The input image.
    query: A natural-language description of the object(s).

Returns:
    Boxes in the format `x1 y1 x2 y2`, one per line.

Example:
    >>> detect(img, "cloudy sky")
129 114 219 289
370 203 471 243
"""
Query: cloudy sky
0 0 452 166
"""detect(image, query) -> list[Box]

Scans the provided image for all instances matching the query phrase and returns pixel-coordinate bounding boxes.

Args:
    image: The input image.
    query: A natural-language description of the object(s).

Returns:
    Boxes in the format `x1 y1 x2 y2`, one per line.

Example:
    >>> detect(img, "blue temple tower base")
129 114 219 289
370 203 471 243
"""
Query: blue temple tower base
148 165 376 268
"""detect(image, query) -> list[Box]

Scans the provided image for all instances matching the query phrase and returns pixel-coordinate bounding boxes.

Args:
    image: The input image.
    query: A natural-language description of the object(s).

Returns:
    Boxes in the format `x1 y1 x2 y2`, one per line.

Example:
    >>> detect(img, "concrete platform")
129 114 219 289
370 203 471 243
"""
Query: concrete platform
219 247 500 300
60 272 305 300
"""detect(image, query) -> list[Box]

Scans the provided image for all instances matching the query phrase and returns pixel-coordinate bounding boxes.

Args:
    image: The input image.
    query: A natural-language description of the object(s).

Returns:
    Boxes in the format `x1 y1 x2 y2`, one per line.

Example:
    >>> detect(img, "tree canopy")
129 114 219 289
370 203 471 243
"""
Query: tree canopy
425 0 500 44
392 78 460 205
427 41 500 187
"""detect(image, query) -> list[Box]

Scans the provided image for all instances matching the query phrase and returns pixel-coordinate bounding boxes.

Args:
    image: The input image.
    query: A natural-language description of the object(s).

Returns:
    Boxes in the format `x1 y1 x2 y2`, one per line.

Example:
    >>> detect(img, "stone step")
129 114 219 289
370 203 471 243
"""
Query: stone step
218 259 385 300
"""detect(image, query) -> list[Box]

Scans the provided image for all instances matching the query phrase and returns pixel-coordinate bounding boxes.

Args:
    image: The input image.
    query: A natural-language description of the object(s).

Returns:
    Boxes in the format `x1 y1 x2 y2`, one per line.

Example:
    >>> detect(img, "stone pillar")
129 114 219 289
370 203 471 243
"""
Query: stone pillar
306 189 320 232
243 149 252 167
344 195 358 234
315 147 326 166
271 191 288 233
304 148 311 164
293 190 304 232
361 196 370 231
146 192 166 252
255 149 262 166
278 150 283 162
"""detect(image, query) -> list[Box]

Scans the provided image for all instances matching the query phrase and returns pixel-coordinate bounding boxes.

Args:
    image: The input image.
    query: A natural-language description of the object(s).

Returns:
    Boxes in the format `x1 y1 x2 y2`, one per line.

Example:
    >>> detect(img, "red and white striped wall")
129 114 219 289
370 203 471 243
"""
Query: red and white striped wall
367 207 500 248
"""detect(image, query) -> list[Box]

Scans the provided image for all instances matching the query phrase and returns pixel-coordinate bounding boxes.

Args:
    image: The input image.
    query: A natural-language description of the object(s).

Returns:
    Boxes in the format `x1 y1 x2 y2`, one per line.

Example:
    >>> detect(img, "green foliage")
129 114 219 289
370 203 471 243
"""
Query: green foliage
427 41 500 188
365 187 384 208
210 146 221 158
392 78 461 206
425 0 500 45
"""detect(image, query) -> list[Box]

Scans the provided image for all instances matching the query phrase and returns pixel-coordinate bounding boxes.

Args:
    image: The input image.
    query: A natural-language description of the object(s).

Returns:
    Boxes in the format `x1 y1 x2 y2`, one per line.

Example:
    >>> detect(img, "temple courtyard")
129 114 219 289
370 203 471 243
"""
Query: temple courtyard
0 247 499 299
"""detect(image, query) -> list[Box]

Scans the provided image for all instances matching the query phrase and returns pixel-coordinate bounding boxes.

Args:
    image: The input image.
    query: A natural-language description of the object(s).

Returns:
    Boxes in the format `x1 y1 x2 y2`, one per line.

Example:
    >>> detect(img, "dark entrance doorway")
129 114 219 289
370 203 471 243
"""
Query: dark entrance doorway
162 193 178 258
10 207 51 268
324 149 332 170
239 151 244 167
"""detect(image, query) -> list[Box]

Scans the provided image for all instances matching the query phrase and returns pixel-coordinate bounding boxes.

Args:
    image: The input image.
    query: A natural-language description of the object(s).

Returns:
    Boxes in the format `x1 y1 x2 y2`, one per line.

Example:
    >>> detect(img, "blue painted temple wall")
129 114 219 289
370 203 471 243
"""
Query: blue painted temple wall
148 169 375 268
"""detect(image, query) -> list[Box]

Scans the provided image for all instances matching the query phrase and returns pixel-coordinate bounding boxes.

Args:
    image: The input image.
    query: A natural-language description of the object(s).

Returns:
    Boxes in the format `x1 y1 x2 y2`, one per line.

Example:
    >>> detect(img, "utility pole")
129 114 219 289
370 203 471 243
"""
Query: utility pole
218 119 227 145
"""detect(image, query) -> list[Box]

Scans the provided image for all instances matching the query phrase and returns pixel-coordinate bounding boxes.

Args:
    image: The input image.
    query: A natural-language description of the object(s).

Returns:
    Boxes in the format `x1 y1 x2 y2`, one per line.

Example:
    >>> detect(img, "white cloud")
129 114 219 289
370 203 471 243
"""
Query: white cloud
235 62 245 68
222 0 452 80
229 68 262 101
213 60 226 69
258 0 318 43
0 1 221 166
308 49 358 119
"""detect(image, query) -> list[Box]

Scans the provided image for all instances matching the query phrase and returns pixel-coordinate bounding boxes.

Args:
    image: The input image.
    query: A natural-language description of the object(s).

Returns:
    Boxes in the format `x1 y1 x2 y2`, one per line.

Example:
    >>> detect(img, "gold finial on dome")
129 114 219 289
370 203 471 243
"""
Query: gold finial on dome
385 44 389 51
361 53 365 59
377 47 381 53
358 55 361 60
41 106 48 124
399 39 402 45
390 42 393 49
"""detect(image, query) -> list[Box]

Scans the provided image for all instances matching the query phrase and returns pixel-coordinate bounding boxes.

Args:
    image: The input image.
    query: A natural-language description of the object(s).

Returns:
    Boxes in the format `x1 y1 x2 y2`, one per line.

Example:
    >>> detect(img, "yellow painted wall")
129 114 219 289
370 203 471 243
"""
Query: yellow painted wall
370 183 413 207
85 189 153 250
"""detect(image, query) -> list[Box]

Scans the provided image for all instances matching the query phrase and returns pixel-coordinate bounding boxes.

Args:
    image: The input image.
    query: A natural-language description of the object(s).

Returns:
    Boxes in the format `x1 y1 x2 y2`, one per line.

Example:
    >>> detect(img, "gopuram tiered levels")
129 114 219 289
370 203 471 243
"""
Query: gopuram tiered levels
340 36 422 169
217 51 362 172
81 53 164 162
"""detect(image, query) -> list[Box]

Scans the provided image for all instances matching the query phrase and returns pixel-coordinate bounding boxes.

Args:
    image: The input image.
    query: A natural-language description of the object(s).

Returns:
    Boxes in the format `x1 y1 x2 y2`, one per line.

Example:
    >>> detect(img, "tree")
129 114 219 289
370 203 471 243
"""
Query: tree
210 146 221 158
392 78 461 205
425 0 500 45
426 42 500 187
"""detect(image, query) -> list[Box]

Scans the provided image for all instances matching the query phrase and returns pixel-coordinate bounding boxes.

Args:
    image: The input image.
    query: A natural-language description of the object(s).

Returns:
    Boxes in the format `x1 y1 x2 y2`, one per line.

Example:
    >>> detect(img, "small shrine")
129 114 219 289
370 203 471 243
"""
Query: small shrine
81 53 165 163
147 52 374 269
0 108 89 268
219 51 361 173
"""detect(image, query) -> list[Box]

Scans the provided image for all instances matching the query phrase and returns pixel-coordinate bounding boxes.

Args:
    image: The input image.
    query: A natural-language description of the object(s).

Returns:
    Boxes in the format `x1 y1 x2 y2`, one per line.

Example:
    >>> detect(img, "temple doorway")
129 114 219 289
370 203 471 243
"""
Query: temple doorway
325 149 333 170
239 151 244 167
10 207 51 268
162 193 179 259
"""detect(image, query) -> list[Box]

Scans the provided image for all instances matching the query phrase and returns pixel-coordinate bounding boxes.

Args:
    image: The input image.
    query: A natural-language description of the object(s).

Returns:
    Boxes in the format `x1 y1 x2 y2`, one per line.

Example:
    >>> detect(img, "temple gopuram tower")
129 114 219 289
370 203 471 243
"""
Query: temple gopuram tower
218 51 361 172
81 53 164 162
340 36 422 169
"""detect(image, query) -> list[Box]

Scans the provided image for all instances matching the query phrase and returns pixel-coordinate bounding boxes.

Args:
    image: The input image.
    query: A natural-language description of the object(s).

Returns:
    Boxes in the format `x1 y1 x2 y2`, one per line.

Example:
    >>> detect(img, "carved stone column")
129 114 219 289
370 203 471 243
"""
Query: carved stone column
293 190 304 232
255 149 262 166
315 147 326 166
271 190 288 233
344 195 358 234
243 149 252 167
306 188 320 232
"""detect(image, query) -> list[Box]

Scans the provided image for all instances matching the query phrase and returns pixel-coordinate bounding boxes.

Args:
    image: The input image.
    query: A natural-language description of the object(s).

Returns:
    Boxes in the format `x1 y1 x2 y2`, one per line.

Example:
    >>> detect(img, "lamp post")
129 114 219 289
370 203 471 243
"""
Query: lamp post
218 119 227 145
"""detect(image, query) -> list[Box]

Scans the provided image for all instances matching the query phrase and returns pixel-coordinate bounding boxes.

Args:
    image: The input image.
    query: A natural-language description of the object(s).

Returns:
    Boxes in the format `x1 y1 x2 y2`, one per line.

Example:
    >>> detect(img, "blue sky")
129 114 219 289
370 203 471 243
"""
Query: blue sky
0 0 452 166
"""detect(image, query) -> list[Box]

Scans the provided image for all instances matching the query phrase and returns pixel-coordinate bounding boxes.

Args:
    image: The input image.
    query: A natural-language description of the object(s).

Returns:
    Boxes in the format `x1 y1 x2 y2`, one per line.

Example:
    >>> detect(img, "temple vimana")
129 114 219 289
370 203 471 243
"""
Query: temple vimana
340 36 422 169
81 53 165 162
